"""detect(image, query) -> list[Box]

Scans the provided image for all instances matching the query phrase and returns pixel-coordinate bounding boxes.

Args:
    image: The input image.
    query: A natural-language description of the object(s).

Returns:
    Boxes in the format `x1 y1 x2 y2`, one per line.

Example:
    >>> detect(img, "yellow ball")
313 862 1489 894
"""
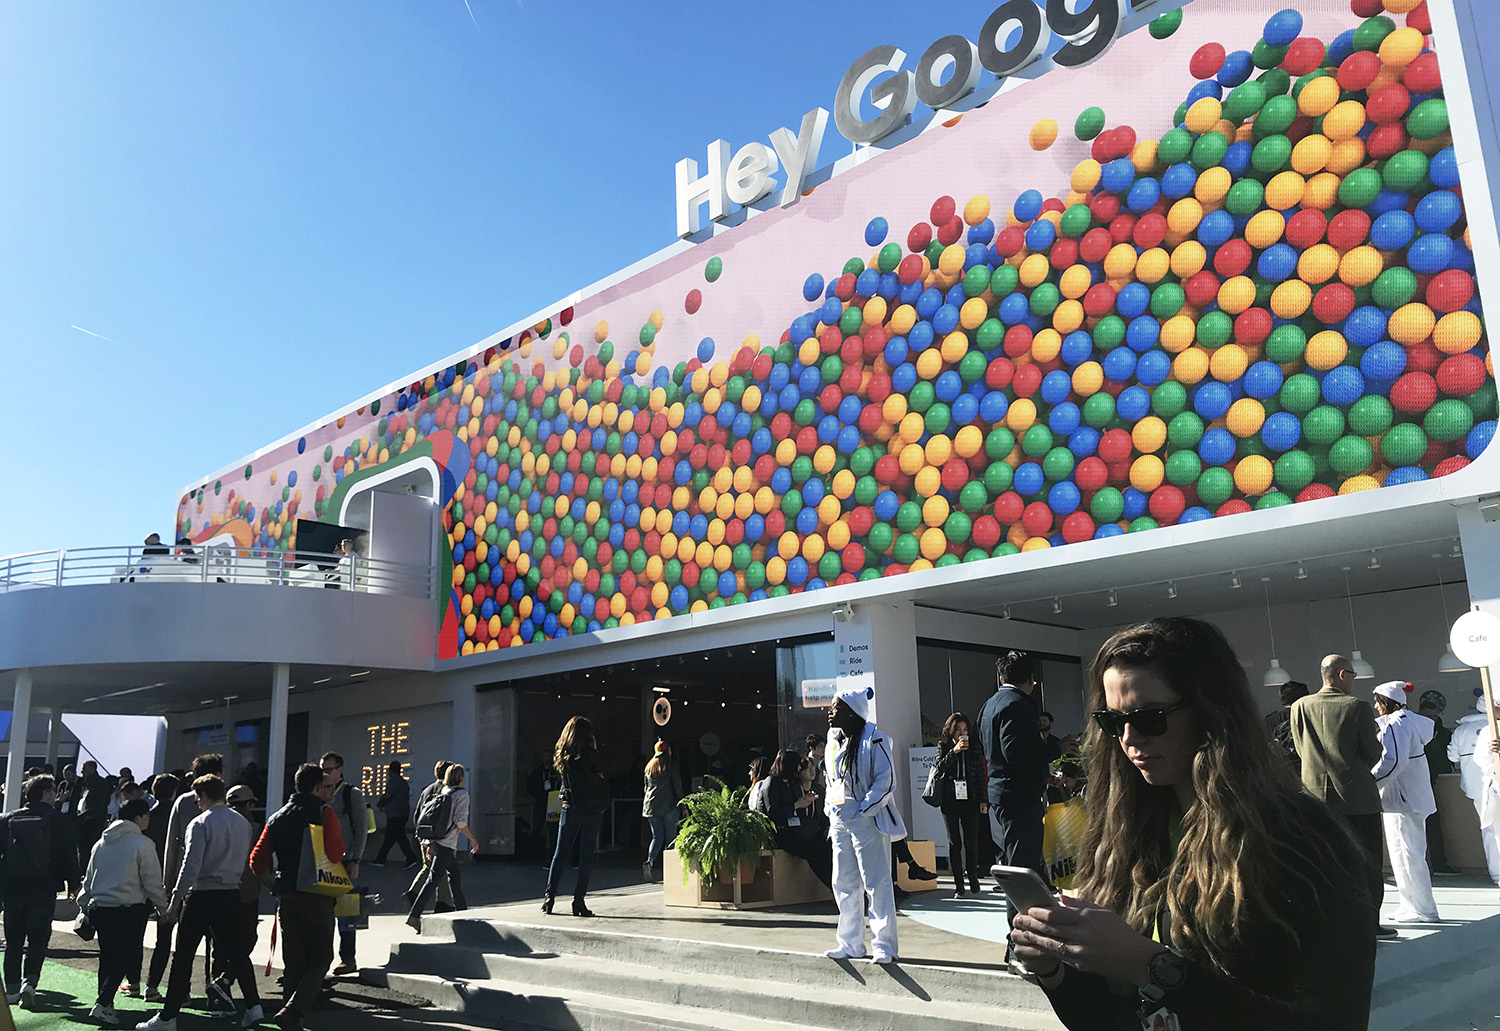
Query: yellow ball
889 304 917 335
1060 264 1093 299
882 393 908 425
954 425 984 459
922 495 951 529
899 442 926 476
1235 455 1274 495
1105 243 1138 279
1172 347 1209 384
1379 26 1424 66
1323 101 1367 142
1132 416 1167 454
919 527 948 561
914 465 943 499
1339 246 1384 288
938 244 966 278
1071 159 1102 193
1072 362 1103 395
1161 314 1196 352
1271 280 1312 319
1185 97 1222 134
924 434 953 467
1390 303 1437 346
1305 330 1348 370
1303 172 1341 210
593 320 609 343
1298 76 1340 117
1339 475 1381 494
1265 171 1306 210
1169 240 1207 279
915 347 945 381
1433 311 1481 354
964 194 991 226
1052 299 1084 334
1032 328 1062 363
862 296 888 328
1327 138 1367 175
1210 344 1250 383
1291 134 1332 175
1006 397 1037 432
1194 167 1231 205
1029 118 1058 150
1130 456 1165 493
1020 253 1051 288
801 534 825 564
1136 247 1171 284
765 556 786 586
1298 243 1340 285
1021 536 1051 553
1217 276 1256 314
827 520 851 551
1245 210 1286 250
1167 199 1204 237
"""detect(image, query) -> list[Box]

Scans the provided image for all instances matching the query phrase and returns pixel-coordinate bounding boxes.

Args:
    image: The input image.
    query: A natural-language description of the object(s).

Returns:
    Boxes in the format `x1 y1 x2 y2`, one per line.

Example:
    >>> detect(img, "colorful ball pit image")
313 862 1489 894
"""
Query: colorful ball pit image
179 0 1492 660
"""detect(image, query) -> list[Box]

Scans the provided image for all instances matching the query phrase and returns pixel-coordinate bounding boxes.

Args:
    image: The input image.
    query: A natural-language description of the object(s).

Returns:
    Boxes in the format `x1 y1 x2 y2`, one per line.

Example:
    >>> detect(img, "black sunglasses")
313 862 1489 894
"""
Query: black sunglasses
1091 702 1189 738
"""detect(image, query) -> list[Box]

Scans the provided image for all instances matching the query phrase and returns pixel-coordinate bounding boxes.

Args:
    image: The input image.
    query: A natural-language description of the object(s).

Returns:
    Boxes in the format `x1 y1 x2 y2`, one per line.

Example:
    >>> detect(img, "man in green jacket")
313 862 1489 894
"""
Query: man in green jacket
1290 654 1393 938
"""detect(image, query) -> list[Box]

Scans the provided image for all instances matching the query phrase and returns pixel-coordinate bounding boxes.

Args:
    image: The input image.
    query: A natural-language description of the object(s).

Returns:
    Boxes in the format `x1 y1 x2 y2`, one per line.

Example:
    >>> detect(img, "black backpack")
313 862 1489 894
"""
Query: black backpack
5 809 53 881
414 789 455 842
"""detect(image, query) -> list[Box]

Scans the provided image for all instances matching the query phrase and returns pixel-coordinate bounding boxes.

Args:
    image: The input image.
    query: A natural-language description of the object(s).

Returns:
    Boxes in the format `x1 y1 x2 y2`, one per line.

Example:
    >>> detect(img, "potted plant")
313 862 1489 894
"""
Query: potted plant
674 776 776 888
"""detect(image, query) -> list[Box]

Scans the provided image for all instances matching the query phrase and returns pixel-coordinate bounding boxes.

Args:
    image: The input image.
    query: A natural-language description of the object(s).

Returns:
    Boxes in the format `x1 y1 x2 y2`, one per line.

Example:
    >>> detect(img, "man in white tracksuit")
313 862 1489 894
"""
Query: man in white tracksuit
1370 681 1439 923
824 683 907 965
1449 695 1500 884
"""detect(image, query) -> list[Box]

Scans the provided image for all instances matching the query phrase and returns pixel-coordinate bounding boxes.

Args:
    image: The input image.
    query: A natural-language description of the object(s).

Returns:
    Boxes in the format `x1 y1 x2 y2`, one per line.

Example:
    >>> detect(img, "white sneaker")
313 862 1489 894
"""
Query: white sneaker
824 947 866 960
89 1003 119 1025
872 951 896 964
136 1014 178 1030
240 1004 265 1026
18 986 35 1010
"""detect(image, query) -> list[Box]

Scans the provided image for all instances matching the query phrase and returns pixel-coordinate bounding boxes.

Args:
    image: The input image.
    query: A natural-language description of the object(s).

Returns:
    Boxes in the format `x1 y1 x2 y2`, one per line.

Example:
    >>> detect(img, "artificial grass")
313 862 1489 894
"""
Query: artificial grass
11 961 243 1029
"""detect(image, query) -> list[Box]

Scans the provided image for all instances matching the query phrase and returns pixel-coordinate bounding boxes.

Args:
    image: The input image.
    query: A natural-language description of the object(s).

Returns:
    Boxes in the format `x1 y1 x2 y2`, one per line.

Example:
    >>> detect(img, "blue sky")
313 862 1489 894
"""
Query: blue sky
2 1 1497 556
0 0 1039 554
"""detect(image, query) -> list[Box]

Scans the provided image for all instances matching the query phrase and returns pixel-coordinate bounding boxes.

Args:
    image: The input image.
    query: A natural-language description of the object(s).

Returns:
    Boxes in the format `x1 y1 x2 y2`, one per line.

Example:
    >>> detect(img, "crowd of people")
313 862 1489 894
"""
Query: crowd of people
0 748 476 1030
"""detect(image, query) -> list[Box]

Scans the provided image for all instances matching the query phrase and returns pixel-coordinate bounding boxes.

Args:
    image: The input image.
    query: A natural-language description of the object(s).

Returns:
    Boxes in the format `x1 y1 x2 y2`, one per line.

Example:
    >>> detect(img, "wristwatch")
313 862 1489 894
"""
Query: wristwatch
1138 947 1187 1007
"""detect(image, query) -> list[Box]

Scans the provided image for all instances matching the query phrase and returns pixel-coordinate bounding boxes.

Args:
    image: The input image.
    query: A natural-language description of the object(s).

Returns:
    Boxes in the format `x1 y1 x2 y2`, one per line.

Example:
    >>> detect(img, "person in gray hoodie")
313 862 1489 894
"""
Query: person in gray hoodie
80 798 168 1026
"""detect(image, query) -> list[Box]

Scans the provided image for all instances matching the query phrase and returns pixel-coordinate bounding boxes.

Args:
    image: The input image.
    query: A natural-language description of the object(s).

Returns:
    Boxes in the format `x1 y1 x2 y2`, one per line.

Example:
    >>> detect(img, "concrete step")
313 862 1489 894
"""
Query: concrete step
397 912 1033 1007
1370 914 1500 1031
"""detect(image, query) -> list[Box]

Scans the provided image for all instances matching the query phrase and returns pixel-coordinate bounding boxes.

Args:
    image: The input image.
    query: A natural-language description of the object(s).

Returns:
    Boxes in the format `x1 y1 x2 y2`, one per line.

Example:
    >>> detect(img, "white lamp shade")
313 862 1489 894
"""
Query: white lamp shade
1263 659 1291 688
1438 648 1469 673
1351 650 1375 679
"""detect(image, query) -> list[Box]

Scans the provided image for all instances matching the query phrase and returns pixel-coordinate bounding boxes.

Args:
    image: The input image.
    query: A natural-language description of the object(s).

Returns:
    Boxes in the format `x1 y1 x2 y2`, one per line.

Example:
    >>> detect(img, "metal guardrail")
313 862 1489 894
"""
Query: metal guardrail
0 545 434 600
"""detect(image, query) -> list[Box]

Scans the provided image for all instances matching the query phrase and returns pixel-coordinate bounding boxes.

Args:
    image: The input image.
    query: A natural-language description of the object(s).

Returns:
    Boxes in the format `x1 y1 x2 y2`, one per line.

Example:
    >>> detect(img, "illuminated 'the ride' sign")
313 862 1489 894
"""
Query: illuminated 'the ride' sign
675 0 1151 238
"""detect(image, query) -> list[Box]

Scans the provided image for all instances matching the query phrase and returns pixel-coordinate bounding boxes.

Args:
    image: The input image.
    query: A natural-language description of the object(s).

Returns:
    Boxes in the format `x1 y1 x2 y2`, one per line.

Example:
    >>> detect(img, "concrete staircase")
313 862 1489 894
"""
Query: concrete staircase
365 914 1064 1031
1369 913 1500 1031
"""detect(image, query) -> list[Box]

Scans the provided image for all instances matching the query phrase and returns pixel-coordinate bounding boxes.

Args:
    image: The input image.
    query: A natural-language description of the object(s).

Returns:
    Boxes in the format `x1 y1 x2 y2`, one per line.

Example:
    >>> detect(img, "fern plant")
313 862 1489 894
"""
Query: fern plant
673 776 776 887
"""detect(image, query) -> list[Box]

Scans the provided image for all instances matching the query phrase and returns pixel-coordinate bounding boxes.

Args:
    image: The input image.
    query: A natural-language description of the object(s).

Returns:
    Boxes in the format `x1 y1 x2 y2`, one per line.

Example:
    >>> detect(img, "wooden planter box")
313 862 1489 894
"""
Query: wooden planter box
663 849 831 909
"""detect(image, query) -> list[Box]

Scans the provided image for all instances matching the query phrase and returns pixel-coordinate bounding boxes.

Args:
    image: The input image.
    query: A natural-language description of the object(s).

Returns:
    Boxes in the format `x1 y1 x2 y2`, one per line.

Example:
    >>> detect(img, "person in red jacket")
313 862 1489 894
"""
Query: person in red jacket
249 764 344 1031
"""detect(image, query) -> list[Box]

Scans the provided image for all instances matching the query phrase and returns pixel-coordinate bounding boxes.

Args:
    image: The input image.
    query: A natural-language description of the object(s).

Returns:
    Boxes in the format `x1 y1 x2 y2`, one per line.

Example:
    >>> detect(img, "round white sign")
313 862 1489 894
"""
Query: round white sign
699 731 721 757
1449 610 1500 669
652 696 672 727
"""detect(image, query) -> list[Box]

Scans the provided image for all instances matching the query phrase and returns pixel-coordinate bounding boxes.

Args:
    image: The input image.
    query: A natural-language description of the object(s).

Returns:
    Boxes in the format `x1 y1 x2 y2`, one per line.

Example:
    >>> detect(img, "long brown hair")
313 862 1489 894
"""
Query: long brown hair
1074 618 1366 970
553 716 596 773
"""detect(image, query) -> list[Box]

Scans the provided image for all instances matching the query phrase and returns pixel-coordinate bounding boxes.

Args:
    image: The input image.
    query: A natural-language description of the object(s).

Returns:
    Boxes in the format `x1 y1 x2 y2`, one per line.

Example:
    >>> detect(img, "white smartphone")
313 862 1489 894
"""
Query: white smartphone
992 865 1059 913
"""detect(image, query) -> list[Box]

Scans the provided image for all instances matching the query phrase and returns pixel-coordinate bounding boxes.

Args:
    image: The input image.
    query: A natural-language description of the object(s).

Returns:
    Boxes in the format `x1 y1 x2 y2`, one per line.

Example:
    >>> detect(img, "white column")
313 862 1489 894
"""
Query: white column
267 663 291 810
1458 504 1500 783
836 600 922 827
6 670 33 809
45 709 62 768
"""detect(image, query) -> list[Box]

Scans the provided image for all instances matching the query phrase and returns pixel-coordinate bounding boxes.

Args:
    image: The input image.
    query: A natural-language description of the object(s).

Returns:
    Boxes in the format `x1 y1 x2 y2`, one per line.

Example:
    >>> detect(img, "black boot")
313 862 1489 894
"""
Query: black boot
906 862 938 881
541 893 555 915
572 897 595 917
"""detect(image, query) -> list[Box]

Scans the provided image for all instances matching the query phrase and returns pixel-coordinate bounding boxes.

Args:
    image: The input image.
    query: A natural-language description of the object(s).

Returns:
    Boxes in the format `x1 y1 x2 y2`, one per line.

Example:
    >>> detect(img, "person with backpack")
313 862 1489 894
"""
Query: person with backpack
372 760 419 869
404 762 454 913
543 716 610 917
405 763 479 933
0 774 82 1009
249 763 344 1031
318 752 367 976
79 797 168 1026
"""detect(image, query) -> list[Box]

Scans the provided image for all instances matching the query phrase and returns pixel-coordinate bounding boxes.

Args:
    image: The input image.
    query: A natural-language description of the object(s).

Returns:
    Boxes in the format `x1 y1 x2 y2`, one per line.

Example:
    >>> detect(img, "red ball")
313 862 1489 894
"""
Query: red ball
1366 83 1411 125
1312 284 1356 324
907 223 932 254
936 216 965 246
1365 123 1410 160
1435 455 1472 477
1427 270 1475 313
1088 191 1121 225
1390 372 1438 414
1406 339 1443 374
1060 511 1095 544
1050 237 1080 271
1337 50 1382 91
630 587 651 613
1184 271 1221 308
1327 210 1371 250
858 404 884 435
1404 52 1442 94
839 363 863 395
898 253 926 284
1083 283 1118 317
847 506 874 537
874 454 902 485
1079 227 1113 264
993 491 1025 525
1098 428 1133 464
1004 325 1034 359
1108 213 1138 244
1148 486 1185 525
1021 502 1054 537
1213 239 1253 278
1406 1 1431 34
930 196 956 225
1012 364 1043 398
1436 354 1486 397
1297 483 1337 503
1350 0 1383 15
1235 307 1272 346
764 510 787 540
995 225 1026 257
833 274 857 302
1133 213 1168 250
971 515 1002 550
1075 456 1108 492
1285 209 1328 249
684 288 702 315
941 459 971 493
1216 499 1253 517
1189 42 1227 80
819 384 842 414
841 542 866 573
985 357 1015 390
1282 37 1325 76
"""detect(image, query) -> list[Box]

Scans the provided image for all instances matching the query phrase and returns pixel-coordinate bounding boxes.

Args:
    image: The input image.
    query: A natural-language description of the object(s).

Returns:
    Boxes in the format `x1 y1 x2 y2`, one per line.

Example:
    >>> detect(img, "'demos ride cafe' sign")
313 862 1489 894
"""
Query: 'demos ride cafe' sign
676 0 1155 238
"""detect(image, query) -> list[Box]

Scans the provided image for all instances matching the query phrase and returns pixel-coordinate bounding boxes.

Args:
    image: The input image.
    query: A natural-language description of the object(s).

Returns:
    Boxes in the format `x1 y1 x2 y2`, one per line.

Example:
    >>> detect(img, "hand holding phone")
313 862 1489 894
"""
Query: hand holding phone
992 864 1058 914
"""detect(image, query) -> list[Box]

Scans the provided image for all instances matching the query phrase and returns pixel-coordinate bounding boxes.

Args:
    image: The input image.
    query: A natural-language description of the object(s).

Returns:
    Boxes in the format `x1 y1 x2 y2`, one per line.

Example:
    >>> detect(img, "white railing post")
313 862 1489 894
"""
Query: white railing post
56 550 66 586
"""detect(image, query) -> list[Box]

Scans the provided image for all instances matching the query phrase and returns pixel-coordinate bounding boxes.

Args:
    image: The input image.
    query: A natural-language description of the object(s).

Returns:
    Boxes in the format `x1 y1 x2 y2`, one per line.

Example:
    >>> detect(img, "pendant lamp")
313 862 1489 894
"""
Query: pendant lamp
1262 577 1290 688
1343 568 1375 679
1435 551 1469 673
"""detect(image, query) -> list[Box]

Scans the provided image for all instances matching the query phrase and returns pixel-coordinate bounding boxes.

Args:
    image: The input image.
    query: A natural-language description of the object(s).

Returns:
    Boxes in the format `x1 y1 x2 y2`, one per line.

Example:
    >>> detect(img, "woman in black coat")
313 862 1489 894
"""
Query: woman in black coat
935 713 988 896
755 749 832 887
543 716 610 917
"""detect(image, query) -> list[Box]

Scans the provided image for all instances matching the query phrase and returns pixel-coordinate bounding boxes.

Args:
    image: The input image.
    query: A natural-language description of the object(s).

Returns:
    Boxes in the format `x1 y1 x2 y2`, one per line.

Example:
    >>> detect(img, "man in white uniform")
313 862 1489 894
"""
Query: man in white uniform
1449 695 1500 884
824 683 906 964
1370 681 1439 923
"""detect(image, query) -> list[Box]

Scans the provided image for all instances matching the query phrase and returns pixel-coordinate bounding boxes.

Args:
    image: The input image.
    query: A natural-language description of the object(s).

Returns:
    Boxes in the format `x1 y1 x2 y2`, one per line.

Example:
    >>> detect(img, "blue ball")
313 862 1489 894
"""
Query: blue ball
1369 188 1409 217
864 217 888 247
1025 219 1057 252
1384 466 1427 486
1343 306 1388 347
1415 190 1463 234
1161 163 1198 199
1186 79 1222 105
785 557 809 587
1257 242 1298 282
1370 209 1416 251
1136 350 1171 387
1217 50 1253 87
670 585 690 612
1243 361 1284 400
1197 210 1235 248
1049 481 1082 516
1198 427 1236 466
1100 158 1137 194
1014 189 1043 222
1179 506 1213 524
916 287 943 319
1261 411 1302 452
1040 371 1073 405
855 268 881 298
933 304 960 335
1014 462 1045 497
1103 346 1137 382
1223 141 1253 177
874 490 900 522
1194 382 1233 420
891 363 918 394
1069 426 1101 458
1126 177 1162 214
1127 316 1161 353
968 218 995 245
1263 8 1302 46
1048 400 1081 435
1122 487 1148 520
1429 147 1460 189
717 571 738 598
1095 523 1126 540
1118 385 1152 421
1408 233 1455 274
1321 366 1366 406
745 512 766 542
1060 330 1094 367
909 321 935 352
951 393 979 427
1117 282 1151 319
980 390 1010 423
1466 420 1496 459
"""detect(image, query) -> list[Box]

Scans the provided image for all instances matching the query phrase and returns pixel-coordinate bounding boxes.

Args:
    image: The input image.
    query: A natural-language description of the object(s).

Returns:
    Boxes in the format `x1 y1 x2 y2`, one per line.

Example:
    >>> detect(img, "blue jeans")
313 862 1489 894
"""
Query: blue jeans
545 806 603 900
645 810 678 867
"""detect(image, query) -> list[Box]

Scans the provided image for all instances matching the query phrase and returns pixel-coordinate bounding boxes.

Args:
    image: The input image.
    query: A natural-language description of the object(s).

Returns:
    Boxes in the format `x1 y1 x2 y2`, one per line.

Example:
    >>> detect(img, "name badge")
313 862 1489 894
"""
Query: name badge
788 816 802 827
1141 1008 1181 1031
826 781 847 805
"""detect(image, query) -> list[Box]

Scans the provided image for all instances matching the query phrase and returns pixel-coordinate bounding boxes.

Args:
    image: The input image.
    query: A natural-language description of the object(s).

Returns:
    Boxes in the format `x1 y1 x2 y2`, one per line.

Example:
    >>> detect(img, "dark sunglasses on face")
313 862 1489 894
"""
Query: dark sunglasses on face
1091 701 1189 738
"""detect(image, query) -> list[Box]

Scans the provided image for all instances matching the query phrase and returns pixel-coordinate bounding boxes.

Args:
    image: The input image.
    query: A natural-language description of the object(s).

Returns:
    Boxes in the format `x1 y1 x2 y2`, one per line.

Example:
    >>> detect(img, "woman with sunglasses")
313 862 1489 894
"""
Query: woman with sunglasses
1010 618 1377 1030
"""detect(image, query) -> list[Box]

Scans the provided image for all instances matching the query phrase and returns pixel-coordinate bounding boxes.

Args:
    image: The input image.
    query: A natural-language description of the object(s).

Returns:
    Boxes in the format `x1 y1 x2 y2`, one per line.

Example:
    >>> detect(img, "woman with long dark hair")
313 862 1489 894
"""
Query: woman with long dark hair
543 716 610 916
1010 617 1377 1030
935 712 987 897
755 748 833 887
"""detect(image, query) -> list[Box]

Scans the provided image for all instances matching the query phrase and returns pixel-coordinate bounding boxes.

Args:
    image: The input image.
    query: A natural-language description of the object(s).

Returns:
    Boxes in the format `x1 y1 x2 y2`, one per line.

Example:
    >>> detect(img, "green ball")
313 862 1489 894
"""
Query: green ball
818 552 843 582
1425 399 1475 443
991 264 1019 296
963 548 990 564
1255 97 1298 138
1042 447 1075 482
985 427 1017 459
1338 168 1382 209
1465 381 1498 421
925 240 945 267
1060 204 1094 238
1258 68 1292 98
1197 311 1234 349
958 481 989 514
1168 411 1206 448
1274 450 1316 492
963 265 992 297
790 455 814 485
639 323 655 346
1022 425 1054 458
1150 283 1185 319
820 354 843 385
1191 131 1229 171
934 554 961 569
1075 106 1106 141
1083 392 1116 428
992 542 1021 559
1094 315 1126 349
1151 381 1188 419
779 489 803 518
893 533 921 565
838 306 863 337
1157 128 1194 164
908 380 936 413
704 256 723 282
1348 396 1393 436
943 511 973 544
1265 325 1307 364
1226 178 1267 216
896 501 923 533
1129 516 1160 533
983 460 1014 495
1371 267 1419 309
925 402 952 436
1408 98 1449 141
1252 39 1289 69
1352 14 1397 53
842 257 865 275
1165 451 1202 487
1329 435 1374 477
1091 486 1124 523
1382 150 1429 191
1149 8 1182 37
877 243 902 273
867 522 894 557
1256 491 1292 510
1197 467 1235 508
1223 81 1267 123
976 318 1004 352
1303 405 1346 446
1029 282 1062 317
850 446 876 476
1382 423 1428 465
958 350 988 384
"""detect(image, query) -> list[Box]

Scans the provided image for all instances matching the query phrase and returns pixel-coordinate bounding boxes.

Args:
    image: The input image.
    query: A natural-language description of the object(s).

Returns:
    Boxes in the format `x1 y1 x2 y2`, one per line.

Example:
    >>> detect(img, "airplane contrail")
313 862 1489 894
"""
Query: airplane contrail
70 325 114 342
461 0 478 26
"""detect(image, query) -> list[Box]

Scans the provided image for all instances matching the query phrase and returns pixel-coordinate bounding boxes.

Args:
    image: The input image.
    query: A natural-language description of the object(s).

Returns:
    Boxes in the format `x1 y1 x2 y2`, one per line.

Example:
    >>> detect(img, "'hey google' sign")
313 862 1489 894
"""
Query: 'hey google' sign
675 0 1155 238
